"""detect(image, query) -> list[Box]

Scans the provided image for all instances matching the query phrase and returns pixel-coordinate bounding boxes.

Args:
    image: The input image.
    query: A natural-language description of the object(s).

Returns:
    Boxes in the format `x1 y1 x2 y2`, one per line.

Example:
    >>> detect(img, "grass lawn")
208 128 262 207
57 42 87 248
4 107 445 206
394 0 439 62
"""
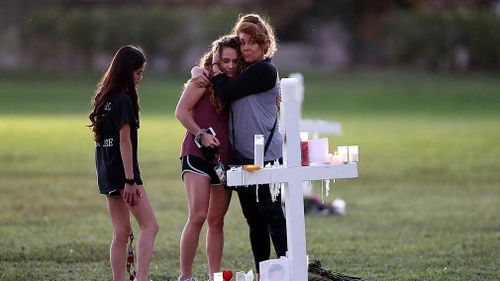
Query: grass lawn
0 69 499 280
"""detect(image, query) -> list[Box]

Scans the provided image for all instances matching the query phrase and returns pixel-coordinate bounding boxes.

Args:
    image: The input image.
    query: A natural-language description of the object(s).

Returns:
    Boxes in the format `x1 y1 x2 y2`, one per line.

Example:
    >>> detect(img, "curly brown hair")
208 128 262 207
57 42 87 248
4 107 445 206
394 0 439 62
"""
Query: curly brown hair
232 14 277 58
197 35 243 113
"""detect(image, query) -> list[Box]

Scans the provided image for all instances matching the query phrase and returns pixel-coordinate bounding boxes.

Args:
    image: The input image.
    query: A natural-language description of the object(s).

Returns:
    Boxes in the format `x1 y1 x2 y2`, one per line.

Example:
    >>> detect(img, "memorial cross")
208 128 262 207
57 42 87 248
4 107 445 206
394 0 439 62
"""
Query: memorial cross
226 78 358 281
290 73 343 137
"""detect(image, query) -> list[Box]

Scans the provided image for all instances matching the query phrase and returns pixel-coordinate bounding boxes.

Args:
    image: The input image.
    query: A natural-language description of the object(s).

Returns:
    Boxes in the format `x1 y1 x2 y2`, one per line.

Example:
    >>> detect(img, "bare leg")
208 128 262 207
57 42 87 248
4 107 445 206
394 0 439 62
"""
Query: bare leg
206 185 232 279
179 172 211 279
129 185 159 281
107 196 132 281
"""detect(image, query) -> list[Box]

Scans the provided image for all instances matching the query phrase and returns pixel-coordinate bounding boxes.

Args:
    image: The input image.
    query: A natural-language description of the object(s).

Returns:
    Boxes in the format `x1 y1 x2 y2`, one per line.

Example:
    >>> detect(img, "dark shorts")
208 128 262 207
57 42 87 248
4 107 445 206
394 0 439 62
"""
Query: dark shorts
181 154 223 185
102 178 144 198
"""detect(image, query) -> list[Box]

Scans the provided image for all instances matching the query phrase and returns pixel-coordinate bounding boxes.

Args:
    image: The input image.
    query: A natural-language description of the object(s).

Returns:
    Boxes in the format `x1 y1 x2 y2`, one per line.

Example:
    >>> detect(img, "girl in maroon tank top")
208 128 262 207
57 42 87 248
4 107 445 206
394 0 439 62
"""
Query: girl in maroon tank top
174 36 243 281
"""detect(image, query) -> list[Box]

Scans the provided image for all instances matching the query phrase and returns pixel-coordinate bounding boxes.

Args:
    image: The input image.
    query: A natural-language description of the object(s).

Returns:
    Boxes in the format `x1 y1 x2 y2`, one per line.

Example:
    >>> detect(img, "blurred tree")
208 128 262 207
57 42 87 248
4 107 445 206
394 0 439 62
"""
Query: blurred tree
4 0 500 71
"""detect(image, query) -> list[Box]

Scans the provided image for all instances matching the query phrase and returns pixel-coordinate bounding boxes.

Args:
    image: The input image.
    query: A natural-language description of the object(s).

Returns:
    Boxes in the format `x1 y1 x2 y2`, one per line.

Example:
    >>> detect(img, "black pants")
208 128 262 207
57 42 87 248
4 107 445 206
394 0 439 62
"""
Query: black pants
237 183 288 272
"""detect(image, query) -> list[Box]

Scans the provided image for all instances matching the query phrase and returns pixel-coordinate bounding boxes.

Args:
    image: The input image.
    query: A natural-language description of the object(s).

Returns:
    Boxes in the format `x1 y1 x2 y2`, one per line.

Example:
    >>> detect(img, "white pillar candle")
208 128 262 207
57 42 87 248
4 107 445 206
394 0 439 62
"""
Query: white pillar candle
337 146 349 163
348 145 359 162
308 138 328 163
254 134 265 168
300 131 309 141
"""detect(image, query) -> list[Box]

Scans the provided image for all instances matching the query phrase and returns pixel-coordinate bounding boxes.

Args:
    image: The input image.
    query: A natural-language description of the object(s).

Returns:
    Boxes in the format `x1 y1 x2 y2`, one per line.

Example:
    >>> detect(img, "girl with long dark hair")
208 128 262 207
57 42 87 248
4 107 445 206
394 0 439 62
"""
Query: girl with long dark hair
89 45 158 281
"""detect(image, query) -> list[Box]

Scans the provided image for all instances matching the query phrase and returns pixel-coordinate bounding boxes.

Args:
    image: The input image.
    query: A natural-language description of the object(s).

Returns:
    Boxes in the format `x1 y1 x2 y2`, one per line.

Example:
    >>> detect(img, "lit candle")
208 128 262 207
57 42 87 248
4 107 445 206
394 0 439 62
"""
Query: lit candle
326 153 342 165
337 146 348 163
348 145 359 162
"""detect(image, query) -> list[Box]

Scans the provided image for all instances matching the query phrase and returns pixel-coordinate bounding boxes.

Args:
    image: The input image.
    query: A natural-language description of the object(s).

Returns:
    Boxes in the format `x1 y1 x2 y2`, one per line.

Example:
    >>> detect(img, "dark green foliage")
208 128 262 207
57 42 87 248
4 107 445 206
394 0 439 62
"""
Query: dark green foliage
18 6 239 70
388 10 500 70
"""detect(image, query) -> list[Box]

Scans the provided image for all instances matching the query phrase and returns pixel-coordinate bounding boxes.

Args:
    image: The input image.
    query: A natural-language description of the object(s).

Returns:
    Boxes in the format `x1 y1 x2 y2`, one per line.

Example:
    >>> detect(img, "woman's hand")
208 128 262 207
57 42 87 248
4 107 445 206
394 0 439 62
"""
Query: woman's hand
190 66 209 88
123 183 142 207
212 48 221 65
201 133 220 148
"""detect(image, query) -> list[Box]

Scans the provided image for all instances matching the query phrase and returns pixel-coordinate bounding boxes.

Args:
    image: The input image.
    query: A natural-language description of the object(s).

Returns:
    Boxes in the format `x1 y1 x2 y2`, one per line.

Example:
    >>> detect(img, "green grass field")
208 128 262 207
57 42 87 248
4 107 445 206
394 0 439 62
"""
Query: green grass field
0 69 499 281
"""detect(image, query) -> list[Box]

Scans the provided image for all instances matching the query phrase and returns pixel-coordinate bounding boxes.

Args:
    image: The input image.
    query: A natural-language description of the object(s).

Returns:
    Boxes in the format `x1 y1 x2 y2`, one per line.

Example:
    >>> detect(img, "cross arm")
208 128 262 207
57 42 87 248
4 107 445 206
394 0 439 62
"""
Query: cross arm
299 119 342 135
226 163 358 186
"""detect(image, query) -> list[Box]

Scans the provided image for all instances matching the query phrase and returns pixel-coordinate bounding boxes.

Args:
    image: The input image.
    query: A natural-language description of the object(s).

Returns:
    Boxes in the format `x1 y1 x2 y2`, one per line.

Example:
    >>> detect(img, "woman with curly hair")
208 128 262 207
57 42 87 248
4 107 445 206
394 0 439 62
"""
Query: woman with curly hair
193 13 287 276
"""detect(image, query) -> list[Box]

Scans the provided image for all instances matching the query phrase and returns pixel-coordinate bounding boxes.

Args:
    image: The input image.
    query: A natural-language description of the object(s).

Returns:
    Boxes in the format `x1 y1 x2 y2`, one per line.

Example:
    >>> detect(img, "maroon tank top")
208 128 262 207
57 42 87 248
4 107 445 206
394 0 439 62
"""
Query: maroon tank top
180 89 230 165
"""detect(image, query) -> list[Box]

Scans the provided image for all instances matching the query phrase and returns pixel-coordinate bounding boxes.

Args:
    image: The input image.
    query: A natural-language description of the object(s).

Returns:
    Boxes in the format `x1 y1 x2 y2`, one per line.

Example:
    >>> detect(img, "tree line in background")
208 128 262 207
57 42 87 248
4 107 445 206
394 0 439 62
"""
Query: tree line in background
1 0 499 72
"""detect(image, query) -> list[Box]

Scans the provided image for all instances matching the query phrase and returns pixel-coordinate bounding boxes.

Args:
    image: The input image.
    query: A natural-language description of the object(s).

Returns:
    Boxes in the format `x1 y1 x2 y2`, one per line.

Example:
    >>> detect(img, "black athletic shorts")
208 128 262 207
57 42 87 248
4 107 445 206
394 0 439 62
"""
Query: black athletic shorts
181 154 223 185
106 178 144 198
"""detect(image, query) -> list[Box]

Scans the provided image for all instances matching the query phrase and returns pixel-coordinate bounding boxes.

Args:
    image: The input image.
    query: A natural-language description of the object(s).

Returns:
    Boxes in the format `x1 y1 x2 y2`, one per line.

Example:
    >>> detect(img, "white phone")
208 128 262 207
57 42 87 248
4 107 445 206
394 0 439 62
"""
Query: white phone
194 127 216 148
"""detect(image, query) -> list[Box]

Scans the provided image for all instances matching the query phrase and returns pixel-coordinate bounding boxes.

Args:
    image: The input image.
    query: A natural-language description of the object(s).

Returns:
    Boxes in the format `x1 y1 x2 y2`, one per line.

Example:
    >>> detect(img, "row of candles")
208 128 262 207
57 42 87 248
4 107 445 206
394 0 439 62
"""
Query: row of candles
300 139 359 166
300 132 358 166
253 133 359 167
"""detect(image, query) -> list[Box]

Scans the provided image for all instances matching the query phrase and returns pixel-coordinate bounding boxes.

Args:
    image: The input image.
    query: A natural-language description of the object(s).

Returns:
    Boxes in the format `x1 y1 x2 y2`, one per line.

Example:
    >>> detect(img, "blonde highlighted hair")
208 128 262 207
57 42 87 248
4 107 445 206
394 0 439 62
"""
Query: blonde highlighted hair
232 13 277 58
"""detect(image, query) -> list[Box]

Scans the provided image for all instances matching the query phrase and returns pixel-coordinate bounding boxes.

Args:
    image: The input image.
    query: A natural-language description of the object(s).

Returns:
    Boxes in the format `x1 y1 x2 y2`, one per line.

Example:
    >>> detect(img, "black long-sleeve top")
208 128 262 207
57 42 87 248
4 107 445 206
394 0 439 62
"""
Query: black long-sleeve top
211 58 277 101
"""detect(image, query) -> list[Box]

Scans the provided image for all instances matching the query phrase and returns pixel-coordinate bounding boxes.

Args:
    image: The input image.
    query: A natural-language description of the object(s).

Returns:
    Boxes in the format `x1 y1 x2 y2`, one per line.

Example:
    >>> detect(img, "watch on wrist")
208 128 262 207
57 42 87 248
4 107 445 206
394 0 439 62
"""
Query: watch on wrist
125 178 135 185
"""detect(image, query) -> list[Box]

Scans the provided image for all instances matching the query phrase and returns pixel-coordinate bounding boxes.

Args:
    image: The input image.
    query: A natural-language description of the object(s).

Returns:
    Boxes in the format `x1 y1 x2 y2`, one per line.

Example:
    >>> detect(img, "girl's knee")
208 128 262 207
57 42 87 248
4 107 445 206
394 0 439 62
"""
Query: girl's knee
151 220 159 236
140 219 159 236
207 215 224 229
113 225 132 244
188 212 207 227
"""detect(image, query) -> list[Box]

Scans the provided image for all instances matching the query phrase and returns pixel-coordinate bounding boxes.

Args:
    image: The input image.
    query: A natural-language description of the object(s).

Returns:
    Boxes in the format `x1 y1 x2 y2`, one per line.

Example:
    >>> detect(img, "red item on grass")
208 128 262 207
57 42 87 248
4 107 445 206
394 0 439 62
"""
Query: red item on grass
223 270 233 281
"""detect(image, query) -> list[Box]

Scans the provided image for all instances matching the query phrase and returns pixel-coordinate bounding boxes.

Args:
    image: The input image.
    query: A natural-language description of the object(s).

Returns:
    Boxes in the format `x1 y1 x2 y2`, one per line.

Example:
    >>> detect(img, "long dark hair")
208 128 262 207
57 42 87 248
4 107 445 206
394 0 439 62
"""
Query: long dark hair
197 35 242 113
89 45 146 141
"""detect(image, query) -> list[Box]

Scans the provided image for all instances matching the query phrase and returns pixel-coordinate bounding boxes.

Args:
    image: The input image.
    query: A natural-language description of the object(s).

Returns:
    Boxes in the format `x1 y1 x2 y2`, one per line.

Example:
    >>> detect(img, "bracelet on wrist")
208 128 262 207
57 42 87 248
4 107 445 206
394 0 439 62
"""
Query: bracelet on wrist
125 178 135 185
211 63 219 67
195 128 207 144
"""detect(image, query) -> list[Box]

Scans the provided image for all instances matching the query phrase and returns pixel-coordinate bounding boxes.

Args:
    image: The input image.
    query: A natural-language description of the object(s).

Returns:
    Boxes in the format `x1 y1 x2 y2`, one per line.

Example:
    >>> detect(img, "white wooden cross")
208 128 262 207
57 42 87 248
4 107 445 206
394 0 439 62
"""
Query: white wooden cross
290 73 343 138
226 78 358 281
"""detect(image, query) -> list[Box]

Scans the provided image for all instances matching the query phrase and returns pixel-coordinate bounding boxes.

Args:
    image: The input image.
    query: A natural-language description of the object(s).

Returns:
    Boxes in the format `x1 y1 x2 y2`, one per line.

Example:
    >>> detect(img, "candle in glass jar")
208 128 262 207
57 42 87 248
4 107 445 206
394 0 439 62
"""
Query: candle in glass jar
301 141 309 166
300 132 309 166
